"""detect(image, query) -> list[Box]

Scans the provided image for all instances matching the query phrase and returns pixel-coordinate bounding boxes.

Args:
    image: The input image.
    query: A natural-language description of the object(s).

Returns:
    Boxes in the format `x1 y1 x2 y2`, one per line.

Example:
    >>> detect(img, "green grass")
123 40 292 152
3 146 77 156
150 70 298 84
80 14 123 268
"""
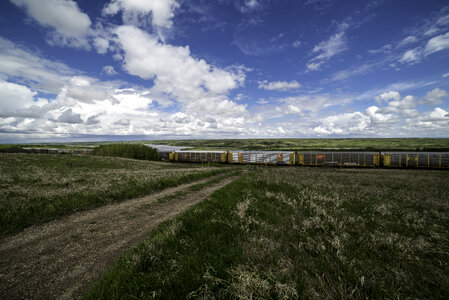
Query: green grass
87 167 449 299
3 138 449 152
0 153 230 237
146 138 449 151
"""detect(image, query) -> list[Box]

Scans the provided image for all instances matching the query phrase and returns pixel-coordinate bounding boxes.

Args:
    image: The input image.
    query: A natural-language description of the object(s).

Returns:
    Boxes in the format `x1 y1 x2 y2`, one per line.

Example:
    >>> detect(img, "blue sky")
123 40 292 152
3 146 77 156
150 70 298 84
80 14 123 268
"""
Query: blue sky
0 0 448 143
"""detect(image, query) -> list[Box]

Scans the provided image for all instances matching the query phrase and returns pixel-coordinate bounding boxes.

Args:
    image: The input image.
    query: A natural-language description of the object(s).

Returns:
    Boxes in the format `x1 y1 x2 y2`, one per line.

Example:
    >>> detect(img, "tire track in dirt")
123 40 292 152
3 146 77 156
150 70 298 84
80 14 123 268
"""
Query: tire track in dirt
0 170 246 299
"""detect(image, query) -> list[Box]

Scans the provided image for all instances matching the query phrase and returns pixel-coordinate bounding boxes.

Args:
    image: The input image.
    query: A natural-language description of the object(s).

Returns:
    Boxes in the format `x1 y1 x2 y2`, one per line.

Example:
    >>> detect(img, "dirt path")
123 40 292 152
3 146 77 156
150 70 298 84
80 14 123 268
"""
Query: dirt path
0 171 245 299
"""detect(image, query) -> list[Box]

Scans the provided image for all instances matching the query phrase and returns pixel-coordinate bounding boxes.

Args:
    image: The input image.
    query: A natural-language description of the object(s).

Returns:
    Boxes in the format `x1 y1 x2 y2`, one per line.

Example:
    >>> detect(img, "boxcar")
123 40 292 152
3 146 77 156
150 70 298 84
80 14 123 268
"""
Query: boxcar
228 151 295 165
297 151 380 167
158 151 171 161
170 151 228 163
382 152 449 168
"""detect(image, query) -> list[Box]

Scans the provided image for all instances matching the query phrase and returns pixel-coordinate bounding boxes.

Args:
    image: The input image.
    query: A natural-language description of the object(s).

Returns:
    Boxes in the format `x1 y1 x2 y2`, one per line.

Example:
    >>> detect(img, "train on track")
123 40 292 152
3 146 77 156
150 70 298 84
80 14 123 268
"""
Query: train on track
14 147 449 169
161 150 449 169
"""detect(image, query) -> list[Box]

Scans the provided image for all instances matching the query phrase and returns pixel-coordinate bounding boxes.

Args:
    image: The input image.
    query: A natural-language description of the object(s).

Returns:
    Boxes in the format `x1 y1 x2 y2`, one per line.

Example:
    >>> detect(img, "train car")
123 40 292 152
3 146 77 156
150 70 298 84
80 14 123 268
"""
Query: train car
170 151 228 163
47 148 59 154
70 149 93 155
158 151 171 161
382 152 449 168
228 151 295 165
296 151 380 167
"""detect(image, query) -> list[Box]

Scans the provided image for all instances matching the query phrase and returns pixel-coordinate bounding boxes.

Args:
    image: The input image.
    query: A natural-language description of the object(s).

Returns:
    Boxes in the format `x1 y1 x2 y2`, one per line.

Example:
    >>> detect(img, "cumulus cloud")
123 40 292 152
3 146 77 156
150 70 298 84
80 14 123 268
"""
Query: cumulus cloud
102 65 117 75
0 80 37 115
306 23 349 71
103 0 179 28
257 80 301 91
10 0 91 48
375 91 401 104
57 108 83 124
310 87 449 137
313 112 370 135
93 37 110 54
114 25 247 117
421 88 448 105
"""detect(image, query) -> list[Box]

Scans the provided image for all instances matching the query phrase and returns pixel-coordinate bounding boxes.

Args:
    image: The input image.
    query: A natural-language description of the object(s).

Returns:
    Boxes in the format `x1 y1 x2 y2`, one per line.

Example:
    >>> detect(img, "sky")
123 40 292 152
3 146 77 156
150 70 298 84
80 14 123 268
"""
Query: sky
0 0 449 143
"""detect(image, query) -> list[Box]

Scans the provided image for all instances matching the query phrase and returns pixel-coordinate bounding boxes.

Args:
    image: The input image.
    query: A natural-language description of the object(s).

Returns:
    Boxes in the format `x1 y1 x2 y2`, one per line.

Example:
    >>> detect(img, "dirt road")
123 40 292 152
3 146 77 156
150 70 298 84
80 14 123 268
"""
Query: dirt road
0 171 244 299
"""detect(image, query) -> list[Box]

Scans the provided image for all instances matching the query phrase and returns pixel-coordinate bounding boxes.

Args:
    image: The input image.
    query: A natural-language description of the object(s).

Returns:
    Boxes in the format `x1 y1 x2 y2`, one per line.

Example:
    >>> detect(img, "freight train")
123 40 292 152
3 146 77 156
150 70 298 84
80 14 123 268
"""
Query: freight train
15 147 449 169
162 150 449 169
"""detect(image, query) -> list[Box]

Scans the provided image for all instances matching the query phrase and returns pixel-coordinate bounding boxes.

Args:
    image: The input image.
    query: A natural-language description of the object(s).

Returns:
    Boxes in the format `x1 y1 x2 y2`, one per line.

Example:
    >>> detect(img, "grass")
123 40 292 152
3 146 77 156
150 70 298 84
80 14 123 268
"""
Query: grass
3 138 449 152
87 167 449 299
146 138 449 151
0 153 230 237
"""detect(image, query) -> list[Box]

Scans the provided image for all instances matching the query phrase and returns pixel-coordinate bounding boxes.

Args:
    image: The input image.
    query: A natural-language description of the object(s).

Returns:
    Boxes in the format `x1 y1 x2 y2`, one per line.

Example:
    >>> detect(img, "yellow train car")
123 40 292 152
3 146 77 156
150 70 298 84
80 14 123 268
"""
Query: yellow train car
170 151 227 163
297 151 380 167
381 152 449 168
228 151 295 165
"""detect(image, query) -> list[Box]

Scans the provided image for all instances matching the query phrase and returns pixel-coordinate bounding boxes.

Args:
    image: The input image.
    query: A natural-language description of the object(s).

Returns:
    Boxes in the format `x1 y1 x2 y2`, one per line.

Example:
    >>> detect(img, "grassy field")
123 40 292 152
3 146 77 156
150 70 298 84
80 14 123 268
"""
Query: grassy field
2 138 449 152
146 138 449 151
0 153 231 237
87 167 449 299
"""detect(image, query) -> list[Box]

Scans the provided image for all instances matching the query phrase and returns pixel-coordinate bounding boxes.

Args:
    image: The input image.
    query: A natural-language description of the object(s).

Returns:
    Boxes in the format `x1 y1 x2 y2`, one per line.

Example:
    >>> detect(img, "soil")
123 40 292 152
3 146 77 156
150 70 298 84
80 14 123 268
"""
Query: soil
0 171 244 299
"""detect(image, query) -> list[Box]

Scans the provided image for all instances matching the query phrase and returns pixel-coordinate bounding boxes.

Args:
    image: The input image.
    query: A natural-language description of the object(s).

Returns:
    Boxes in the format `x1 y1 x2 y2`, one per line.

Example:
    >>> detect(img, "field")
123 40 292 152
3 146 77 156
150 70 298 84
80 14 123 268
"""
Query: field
1 152 448 298
148 138 449 151
0 153 229 237
2 138 449 152
88 167 449 299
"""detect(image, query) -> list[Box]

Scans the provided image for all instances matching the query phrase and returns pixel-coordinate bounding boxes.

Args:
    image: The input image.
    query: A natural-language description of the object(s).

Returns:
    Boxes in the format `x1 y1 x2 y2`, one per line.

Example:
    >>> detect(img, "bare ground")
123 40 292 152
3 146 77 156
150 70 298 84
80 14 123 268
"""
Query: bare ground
0 171 245 299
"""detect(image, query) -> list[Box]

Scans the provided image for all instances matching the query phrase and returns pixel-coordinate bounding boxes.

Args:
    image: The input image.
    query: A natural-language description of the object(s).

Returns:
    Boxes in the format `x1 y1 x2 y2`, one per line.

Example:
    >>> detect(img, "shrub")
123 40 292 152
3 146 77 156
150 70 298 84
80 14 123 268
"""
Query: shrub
93 144 159 161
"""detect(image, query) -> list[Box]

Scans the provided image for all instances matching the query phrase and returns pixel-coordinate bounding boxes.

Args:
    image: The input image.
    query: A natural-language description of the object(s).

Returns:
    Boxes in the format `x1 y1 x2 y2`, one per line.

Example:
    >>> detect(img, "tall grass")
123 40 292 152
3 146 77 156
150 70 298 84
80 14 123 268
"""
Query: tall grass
0 154 227 237
93 144 159 161
87 167 449 299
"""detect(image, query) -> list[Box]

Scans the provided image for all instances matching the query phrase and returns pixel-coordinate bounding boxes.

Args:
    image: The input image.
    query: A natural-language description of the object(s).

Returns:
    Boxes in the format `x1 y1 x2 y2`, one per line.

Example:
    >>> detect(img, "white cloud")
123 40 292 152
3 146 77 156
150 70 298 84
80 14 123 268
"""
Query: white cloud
306 26 348 71
443 72 449 78
292 40 302 48
0 37 75 93
420 107 449 121
375 91 401 104
114 25 246 117
93 37 110 54
57 108 83 124
103 0 179 28
10 0 91 48
421 88 448 105
424 13 449 37
0 81 37 115
399 48 421 64
398 35 417 47
313 112 370 135
424 31 449 56
330 63 374 82
365 106 395 124
102 65 117 75
257 80 301 91
285 104 303 116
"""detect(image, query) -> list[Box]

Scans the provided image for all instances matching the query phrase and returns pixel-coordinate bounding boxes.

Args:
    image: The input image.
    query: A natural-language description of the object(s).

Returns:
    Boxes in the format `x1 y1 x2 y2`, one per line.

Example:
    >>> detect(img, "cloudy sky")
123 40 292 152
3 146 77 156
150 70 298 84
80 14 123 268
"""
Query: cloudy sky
0 0 448 143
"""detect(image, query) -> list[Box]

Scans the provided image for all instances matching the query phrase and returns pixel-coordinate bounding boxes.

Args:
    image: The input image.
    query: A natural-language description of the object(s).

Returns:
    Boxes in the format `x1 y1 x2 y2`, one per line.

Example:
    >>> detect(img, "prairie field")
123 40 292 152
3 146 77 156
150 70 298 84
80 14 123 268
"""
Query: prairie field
0 153 229 237
88 166 449 299
147 137 449 151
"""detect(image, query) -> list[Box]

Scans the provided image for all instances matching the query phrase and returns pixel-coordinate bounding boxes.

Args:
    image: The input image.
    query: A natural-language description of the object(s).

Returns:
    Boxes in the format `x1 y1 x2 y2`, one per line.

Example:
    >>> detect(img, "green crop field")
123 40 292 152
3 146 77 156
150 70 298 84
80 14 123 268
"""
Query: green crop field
88 166 449 299
0 153 229 237
147 138 449 151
